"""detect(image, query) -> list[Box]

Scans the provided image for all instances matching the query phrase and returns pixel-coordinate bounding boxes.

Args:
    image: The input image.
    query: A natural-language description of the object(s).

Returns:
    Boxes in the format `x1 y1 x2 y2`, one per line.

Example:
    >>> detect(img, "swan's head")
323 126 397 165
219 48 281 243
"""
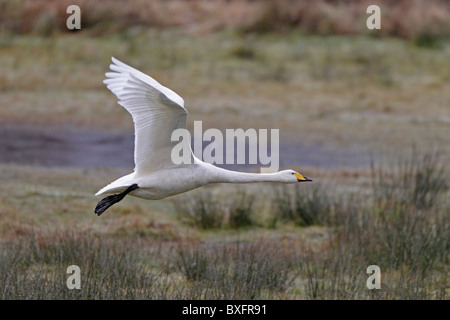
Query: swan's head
278 170 312 183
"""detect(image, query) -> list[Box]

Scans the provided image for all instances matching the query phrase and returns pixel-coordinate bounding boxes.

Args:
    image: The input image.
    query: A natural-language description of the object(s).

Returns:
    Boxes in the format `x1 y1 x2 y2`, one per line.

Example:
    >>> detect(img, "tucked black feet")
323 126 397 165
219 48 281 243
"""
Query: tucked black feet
95 194 122 216
95 184 139 216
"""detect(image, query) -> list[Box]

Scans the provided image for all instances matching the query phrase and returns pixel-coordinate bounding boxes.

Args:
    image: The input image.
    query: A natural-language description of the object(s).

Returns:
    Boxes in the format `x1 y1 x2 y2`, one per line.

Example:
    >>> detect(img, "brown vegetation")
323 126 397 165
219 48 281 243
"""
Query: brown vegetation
0 0 448 300
0 153 447 299
1 0 449 39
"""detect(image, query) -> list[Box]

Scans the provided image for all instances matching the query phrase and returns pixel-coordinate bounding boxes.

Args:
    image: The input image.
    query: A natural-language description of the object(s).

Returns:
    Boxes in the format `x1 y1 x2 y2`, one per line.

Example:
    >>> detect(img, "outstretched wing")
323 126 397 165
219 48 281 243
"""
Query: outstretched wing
104 57 192 174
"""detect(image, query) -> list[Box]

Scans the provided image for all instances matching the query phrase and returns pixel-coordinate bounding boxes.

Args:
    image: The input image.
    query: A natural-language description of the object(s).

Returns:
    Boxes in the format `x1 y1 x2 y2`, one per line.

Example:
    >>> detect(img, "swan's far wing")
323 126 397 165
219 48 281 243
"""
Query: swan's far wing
104 57 192 174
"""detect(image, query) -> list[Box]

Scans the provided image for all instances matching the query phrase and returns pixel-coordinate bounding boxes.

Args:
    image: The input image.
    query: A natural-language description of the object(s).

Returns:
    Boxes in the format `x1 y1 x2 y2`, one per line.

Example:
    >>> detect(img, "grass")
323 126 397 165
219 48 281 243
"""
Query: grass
272 183 334 227
173 188 226 229
1 30 449 161
1 151 447 299
172 187 256 229
0 231 172 299
175 240 295 299
371 151 446 210
0 15 448 299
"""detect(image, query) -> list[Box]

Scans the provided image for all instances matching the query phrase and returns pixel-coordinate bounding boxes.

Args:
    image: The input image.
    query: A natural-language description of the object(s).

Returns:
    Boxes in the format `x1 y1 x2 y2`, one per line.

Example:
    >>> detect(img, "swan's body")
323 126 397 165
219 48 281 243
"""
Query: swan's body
95 58 311 215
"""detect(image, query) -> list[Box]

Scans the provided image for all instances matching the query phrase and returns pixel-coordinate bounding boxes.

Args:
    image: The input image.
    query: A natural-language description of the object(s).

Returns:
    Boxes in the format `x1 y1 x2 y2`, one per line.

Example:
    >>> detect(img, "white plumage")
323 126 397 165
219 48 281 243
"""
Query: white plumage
94 57 311 215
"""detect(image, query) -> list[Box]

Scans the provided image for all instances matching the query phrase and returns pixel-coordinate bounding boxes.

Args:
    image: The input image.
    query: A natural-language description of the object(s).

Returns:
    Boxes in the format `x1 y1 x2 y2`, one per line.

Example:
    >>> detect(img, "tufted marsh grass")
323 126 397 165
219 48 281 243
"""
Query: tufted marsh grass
0 19 448 299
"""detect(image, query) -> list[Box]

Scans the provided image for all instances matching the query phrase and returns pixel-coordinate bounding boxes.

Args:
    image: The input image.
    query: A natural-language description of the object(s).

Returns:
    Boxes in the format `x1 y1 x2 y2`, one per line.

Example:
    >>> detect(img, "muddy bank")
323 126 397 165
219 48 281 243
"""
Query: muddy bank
0 124 373 170
0 124 134 169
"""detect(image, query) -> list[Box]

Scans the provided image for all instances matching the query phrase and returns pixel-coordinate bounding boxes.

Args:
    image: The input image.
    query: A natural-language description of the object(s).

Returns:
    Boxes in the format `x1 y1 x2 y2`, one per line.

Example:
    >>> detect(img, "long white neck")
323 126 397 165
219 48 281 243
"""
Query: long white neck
208 165 282 184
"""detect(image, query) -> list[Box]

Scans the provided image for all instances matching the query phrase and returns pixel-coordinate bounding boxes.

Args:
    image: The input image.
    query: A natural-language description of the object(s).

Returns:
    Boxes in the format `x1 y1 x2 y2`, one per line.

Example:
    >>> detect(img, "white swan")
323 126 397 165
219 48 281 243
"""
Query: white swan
94 57 312 215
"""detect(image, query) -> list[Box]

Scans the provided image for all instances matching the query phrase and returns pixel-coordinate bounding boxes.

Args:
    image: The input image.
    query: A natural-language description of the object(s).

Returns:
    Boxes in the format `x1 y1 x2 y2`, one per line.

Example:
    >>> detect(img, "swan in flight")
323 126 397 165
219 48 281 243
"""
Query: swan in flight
95 57 312 216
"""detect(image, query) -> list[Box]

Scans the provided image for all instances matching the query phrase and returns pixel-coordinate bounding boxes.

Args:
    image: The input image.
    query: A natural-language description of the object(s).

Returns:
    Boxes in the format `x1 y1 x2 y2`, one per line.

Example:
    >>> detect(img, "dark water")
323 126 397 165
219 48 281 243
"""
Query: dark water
0 124 373 170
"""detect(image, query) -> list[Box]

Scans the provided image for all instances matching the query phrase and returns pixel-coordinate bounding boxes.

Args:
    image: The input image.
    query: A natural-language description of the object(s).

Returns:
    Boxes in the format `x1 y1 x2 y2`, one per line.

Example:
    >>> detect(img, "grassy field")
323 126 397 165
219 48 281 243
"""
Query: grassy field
1 29 449 159
0 154 448 299
0 12 449 299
